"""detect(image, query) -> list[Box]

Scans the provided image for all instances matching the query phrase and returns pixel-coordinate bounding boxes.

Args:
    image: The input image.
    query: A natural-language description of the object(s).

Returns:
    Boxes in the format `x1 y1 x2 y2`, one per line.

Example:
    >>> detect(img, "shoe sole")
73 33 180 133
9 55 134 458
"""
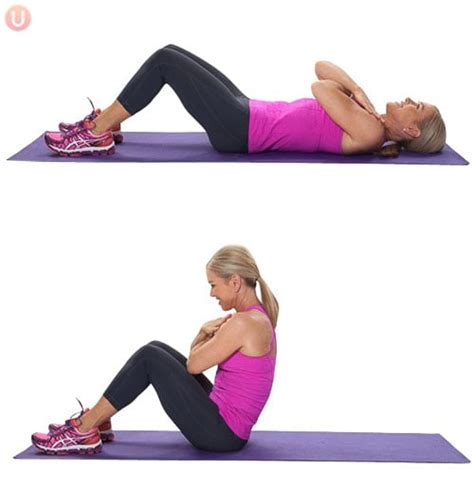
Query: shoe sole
32 439 102 455
55 148 116 157
45 139 116 157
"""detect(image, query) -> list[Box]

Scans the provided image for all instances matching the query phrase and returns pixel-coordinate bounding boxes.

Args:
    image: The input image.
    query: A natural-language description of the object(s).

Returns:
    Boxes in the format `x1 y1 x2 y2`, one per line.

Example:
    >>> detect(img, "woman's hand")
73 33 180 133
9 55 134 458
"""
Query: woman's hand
201 314 233 337
352 87 381 120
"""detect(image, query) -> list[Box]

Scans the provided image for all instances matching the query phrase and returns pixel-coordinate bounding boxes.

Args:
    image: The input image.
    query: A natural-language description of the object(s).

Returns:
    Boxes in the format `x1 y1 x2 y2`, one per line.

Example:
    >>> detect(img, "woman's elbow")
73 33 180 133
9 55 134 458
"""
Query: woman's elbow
315 61 331 79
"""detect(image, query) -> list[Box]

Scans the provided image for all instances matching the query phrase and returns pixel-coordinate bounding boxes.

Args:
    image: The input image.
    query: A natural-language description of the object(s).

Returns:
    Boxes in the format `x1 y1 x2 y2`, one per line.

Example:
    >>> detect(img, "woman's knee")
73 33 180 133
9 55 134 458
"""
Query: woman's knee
156 45 180 58
129 342 169 368
132 341 165 358
147 340 168 349
146 46 174 64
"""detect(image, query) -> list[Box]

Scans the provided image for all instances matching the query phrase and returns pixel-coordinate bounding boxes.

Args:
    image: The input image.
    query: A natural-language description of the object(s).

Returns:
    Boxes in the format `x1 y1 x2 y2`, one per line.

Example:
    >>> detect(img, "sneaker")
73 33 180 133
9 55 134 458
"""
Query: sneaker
59 97 124 145
45 118 115 157
31 399 102 455
49 407 114 443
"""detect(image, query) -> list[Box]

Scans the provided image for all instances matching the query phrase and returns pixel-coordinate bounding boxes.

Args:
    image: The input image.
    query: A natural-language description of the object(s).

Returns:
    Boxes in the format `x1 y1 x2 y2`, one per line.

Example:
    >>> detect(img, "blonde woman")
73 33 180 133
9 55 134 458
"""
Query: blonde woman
31 245 278 454
311 61 446 157
44 44 445 158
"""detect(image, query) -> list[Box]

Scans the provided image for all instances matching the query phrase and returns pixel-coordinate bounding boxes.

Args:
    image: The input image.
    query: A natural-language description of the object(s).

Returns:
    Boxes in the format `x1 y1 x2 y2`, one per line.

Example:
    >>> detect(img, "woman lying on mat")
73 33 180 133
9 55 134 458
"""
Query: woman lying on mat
44 43 446 158
31 245 278 454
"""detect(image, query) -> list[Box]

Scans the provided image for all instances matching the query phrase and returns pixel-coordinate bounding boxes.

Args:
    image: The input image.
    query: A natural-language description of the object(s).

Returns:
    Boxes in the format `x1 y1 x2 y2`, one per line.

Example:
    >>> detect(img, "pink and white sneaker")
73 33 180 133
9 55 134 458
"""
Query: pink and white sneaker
59 97 124 144
49 407 114 442
44 118 115 157
31 399 102 455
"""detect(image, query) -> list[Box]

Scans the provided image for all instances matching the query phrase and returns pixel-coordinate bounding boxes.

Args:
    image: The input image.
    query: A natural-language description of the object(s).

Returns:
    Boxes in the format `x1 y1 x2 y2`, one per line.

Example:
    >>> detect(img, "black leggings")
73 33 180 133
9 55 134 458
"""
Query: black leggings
117 44 250 153
103 340 248 452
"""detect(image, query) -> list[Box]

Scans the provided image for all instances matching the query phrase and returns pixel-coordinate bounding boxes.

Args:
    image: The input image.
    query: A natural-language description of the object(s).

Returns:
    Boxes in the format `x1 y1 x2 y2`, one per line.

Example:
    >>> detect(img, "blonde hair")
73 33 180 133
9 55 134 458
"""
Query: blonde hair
374 106 446 158
206 245 279 328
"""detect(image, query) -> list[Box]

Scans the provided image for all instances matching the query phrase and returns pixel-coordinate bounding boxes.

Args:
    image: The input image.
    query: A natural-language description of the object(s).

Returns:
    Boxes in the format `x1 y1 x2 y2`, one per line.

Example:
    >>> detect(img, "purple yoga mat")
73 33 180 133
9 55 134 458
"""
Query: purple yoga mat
14 430 470 463
7 132 469 165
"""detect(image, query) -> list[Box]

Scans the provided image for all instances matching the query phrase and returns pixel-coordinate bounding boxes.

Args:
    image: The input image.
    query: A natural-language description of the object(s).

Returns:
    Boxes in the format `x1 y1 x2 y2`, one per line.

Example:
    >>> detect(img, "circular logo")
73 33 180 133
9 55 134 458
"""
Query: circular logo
5 5 31 31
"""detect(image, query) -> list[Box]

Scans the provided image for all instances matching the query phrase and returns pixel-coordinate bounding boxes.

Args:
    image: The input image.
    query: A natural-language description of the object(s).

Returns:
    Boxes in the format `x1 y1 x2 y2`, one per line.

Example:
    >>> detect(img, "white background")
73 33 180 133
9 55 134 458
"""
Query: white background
1 0 473 485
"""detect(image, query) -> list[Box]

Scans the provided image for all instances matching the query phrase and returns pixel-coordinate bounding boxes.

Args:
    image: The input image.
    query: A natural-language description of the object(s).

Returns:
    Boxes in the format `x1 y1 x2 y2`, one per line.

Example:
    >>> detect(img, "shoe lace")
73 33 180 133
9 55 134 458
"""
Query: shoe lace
86 96 96 113
64 120 96 139
65 125 87 137
64 97 97 136
53 398 86 434
69 397 86 420
84 96 97 125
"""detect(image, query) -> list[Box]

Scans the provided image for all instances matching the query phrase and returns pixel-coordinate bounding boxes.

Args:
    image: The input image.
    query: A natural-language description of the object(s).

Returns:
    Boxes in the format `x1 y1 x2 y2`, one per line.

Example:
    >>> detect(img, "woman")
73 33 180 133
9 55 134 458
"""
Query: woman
31 245 279 454
44 44 446 158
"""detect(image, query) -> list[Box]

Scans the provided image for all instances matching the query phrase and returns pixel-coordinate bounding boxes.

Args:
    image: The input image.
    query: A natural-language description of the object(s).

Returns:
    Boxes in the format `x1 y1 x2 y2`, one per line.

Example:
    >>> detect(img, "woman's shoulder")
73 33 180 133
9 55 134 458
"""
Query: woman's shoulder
341 121 385 155
237 309 275 356
236 308 272 329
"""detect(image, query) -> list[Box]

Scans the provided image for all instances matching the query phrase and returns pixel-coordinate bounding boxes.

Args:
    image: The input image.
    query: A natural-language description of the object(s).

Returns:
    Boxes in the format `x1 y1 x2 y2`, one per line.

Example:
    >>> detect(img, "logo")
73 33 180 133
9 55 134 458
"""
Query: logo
5 5 31 31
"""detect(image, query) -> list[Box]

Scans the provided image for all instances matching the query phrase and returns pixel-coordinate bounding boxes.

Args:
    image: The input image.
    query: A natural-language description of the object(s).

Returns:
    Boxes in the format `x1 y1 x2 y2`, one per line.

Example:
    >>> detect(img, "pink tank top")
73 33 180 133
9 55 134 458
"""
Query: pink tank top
209 303 277 440
248 97 344 154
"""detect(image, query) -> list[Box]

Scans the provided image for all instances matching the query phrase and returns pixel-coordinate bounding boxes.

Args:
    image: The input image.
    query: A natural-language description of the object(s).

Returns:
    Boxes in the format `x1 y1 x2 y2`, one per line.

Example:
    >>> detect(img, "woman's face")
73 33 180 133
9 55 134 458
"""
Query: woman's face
206 268 235 311
385 97 436 138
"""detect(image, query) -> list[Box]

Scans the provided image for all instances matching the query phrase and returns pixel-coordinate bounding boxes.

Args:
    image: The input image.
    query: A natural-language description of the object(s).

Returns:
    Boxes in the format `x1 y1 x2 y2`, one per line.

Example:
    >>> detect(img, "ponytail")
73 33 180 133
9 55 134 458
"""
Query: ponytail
373 141 402 158
256 276 279 329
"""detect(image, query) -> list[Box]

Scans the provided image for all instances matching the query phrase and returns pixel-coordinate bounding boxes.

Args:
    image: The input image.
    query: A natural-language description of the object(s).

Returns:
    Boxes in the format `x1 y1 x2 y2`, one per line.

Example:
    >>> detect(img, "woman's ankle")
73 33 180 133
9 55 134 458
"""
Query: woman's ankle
91 119 110 134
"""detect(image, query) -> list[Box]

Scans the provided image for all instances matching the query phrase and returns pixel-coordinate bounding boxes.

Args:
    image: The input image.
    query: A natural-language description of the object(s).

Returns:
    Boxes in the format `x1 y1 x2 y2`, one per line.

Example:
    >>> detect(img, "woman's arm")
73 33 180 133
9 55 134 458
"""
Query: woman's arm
315 61 381 120
187 333 215 372
315 61 359 96
190 329 209 352
190 335 213 355
311 80 383 147
187 316 247 374
189 314 232 355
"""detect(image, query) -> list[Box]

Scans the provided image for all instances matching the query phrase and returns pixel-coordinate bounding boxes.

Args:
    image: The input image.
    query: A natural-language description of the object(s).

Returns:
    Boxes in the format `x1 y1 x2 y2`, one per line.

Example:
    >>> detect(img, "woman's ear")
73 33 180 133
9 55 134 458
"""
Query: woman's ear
230 274 241 291
402 126 421 139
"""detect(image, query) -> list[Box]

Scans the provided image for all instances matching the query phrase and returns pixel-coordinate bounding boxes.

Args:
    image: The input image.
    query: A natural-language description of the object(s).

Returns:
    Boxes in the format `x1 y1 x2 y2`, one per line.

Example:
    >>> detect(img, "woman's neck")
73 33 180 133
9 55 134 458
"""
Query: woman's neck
234 294 260 313
380 115 403 143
